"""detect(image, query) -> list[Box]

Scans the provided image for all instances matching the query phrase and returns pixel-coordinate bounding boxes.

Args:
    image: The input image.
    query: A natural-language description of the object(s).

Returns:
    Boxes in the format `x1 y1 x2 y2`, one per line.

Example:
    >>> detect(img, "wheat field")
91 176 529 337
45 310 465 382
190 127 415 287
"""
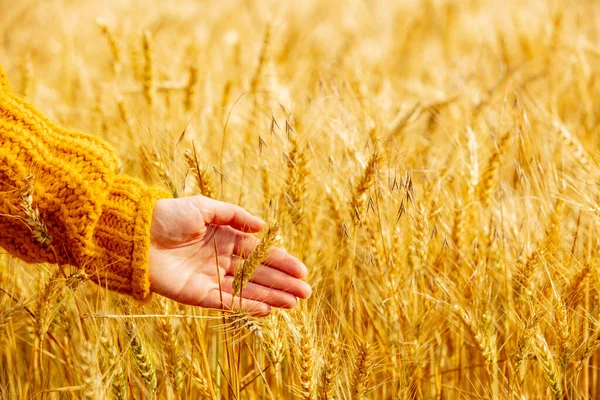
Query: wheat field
1 0 600 398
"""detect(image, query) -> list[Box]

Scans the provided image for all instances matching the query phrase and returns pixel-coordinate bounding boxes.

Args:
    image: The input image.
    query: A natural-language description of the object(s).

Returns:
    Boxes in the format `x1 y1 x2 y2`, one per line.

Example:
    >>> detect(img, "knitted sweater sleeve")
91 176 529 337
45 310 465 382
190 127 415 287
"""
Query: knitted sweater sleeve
0 66 167 301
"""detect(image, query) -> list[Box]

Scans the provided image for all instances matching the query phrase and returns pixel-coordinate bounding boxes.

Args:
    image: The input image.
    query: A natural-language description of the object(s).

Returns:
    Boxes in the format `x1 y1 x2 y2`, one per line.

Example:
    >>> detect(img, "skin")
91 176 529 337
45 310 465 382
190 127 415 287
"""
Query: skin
148 195 311 316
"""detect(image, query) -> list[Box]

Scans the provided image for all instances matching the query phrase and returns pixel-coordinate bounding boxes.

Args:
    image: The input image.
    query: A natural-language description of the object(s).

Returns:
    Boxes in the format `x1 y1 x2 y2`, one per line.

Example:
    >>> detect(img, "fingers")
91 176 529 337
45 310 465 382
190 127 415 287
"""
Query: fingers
203 289 271 317
223 229 308 278
194 196 265 233
220 276 298 309
251 265 312 299
228 258 311 299
264 248 309 278
230 229 260 257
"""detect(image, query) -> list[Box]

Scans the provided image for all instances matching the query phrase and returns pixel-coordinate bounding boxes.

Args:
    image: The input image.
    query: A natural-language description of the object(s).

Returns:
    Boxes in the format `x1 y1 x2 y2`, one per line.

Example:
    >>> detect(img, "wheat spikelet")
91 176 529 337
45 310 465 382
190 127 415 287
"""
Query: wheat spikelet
351 151 381 224
515 309 543 368
544 196 565 250
351 343 372 400
20 174 52 247
142 30 155 109
562 263 591 309
326 188 346 245
479 130 510 206
126 322 157 397
451 199 466 255
577 322 600 375
144 147 178 197
230 313 265 343
553 296 571 367
246 23 272 130
99 328 127 400
554 121 593 173
231 224 279 300
318 332 339 400
533 331 563 399
284 131 308 224
19 55 33 99
408 205 428 277
249 23 272 96
80 340 102 400
184 64 199 113
188 356 211 398
513 250 542 302
220 80 232 121
298 325 315 400
34 270 63 340
263 313 285 367
157 299 183 398
129 35 142 80
116 94 133 141
453 304 498 382
184 145 217 199
261 163 271 207
96 18 121 75
31 274 52 388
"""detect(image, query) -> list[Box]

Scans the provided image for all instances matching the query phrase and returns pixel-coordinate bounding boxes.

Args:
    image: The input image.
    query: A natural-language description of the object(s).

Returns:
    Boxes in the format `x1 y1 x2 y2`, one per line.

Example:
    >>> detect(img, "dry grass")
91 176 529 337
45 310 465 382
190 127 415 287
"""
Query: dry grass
2 0 600 398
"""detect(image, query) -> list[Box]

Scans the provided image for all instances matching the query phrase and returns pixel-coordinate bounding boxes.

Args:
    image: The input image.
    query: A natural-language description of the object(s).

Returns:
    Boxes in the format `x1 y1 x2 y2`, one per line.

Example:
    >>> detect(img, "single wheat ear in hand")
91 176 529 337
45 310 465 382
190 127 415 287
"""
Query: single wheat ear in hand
231 224 280 301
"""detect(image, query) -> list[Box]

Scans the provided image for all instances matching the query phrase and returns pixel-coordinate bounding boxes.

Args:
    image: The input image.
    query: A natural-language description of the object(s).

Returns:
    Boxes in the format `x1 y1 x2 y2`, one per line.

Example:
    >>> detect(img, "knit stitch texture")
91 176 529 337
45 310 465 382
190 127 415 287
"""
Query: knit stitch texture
0 66 168 301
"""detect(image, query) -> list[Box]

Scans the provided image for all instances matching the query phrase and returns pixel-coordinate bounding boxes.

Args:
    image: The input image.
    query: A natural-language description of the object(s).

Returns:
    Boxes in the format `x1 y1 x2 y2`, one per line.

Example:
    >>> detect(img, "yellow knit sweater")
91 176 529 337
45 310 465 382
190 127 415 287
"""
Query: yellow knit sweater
0 65 167 301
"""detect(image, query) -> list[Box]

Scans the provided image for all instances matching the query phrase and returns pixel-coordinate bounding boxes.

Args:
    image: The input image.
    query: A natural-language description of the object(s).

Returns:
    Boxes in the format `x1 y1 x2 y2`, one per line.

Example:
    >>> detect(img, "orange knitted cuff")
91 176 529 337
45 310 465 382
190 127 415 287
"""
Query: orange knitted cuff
89 176 169 302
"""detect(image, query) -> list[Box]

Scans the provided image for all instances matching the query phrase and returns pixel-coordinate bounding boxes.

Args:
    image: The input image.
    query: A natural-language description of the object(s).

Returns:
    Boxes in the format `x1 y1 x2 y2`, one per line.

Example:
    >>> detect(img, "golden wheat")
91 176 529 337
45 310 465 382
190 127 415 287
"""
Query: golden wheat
2 0 600 398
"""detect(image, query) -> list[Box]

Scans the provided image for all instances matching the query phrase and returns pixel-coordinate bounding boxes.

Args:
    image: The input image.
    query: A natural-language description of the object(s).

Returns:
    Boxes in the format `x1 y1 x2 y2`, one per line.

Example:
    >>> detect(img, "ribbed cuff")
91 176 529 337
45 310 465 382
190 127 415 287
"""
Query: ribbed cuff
131 186 159 301
89 176 169 302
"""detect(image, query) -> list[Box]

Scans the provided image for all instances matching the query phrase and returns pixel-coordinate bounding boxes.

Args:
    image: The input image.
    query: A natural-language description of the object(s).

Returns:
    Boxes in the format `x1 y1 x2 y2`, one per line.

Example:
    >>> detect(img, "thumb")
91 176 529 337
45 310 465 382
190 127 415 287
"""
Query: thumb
193 196 266 233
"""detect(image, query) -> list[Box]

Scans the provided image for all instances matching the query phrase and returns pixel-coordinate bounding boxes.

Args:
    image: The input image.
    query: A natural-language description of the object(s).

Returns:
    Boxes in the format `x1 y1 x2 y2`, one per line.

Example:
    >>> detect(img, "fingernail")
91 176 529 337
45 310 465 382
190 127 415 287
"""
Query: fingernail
302 281 312 299
299 263 309 278
259 305 271 316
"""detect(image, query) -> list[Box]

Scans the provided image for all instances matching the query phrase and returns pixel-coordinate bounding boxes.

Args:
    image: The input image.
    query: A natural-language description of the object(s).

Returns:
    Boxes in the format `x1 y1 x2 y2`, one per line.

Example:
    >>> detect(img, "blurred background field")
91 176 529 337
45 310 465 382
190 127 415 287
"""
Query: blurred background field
2 0 600 398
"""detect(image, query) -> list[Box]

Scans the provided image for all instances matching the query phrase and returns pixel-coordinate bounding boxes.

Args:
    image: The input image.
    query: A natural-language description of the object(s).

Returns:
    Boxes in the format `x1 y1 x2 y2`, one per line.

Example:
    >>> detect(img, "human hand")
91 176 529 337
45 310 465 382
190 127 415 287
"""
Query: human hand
148 196 311 316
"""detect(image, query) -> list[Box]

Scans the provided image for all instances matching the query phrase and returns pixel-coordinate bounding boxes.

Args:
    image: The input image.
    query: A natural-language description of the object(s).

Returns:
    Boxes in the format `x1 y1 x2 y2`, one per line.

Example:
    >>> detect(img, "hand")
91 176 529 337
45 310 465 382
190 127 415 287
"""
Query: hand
148 195 311 316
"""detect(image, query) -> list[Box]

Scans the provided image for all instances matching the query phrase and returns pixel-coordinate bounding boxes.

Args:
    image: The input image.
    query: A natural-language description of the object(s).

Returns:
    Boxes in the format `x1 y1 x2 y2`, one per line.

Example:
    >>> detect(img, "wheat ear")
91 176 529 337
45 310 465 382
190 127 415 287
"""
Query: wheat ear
351 151 381 224
351 343 372 400
231 225 279 300
533 330 563 399
318 332 340 400
157 299 183 398
142 30 154 109
126 322 157 397
184 144 217 199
